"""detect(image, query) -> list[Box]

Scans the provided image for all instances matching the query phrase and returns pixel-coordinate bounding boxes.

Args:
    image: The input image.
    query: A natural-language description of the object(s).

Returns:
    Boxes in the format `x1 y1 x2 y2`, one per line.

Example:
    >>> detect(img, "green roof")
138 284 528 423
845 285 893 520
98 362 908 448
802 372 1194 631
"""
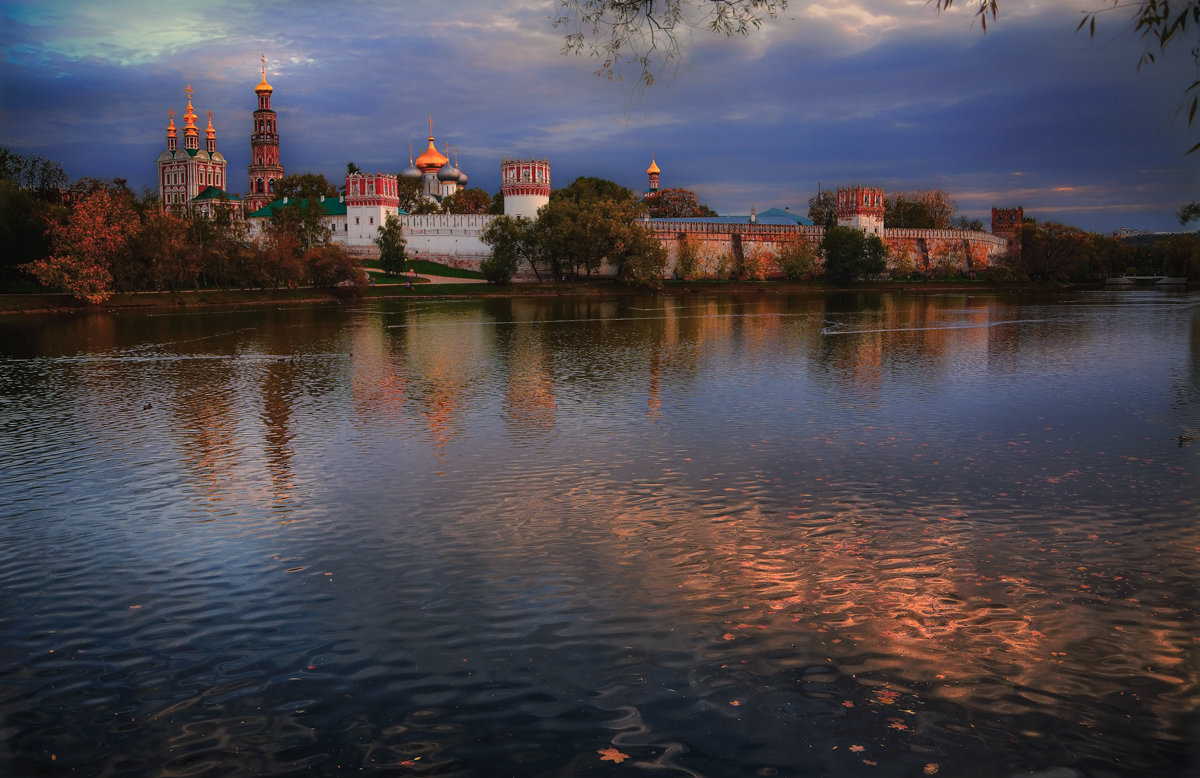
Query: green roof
246 196 347 218
192 186 241 202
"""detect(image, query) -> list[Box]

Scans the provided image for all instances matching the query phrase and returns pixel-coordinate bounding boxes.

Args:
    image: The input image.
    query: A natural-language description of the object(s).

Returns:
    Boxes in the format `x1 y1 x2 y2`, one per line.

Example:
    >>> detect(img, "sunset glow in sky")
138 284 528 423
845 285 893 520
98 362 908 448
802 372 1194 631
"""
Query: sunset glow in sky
2 0 1197 232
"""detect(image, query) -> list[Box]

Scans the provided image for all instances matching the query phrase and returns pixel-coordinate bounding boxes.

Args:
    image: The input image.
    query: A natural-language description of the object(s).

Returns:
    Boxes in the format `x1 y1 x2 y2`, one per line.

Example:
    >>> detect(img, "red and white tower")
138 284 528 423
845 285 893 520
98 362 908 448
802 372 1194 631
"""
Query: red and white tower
501 159 550 219
344 172 401 244
836 185 885 237
246 55 284 214
646 156 660 194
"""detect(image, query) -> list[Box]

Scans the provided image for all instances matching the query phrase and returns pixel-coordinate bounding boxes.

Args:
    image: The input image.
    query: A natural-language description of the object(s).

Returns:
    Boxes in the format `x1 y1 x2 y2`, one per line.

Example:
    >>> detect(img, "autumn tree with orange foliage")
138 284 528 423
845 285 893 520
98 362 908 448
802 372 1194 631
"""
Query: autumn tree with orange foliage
24 187 139 303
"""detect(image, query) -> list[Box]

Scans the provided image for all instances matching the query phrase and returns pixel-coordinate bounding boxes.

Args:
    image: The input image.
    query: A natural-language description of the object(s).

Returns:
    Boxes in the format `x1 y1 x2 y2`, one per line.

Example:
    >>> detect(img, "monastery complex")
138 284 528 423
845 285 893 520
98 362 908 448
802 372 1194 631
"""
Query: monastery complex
157 65 1020 280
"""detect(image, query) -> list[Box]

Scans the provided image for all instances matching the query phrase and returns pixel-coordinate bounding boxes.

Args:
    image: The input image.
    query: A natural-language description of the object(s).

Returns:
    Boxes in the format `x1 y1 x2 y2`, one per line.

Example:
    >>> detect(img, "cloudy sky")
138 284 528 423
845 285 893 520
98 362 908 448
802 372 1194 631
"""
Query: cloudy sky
2 0 1196 232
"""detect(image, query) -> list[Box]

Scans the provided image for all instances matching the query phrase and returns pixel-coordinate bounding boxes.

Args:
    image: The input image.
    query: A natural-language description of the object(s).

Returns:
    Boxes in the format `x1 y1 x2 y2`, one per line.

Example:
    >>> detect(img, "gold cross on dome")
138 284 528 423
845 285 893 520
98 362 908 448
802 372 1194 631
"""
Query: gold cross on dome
185 84 193 99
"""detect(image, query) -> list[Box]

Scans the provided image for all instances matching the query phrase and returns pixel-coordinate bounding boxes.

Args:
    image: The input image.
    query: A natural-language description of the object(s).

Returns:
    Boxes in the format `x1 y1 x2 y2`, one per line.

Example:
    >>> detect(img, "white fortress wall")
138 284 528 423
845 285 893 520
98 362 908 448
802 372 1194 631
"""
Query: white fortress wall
399 214 496 267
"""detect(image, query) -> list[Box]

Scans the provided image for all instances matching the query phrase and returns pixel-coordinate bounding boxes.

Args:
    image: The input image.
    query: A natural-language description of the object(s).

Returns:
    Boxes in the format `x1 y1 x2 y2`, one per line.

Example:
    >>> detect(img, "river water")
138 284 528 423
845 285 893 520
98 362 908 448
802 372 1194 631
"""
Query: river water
1 289 1196 777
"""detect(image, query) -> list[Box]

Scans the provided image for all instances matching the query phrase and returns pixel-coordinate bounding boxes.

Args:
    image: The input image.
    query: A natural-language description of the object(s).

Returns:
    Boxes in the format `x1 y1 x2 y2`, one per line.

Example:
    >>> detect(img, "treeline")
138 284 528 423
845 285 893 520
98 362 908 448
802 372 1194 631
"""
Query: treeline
1000 221 1198 282
2 149 366 302
480 177 667 285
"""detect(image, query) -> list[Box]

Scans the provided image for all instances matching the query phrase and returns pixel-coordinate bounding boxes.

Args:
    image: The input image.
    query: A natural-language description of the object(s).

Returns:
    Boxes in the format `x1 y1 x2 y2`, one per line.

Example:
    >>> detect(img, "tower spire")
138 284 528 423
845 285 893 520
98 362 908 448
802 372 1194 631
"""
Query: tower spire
166 108 177 152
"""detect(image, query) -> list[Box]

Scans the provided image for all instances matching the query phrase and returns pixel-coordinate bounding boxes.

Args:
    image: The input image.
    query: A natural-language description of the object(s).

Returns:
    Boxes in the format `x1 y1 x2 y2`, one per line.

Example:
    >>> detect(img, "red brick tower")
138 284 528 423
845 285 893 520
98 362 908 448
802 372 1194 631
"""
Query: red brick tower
836 185 885 237
246 55 284 213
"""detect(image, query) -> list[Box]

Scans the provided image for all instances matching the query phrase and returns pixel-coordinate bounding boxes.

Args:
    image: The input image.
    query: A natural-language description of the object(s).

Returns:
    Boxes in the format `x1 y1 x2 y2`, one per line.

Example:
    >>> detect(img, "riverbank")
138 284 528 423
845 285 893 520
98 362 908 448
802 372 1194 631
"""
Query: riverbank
0 277 1112 315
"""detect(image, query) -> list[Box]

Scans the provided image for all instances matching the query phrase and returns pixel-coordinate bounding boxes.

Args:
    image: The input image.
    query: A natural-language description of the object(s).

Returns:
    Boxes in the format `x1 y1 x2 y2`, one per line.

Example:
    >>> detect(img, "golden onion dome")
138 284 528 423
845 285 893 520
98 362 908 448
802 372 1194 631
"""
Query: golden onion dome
255 70 273 95
414 138 449 173
647 157 660 175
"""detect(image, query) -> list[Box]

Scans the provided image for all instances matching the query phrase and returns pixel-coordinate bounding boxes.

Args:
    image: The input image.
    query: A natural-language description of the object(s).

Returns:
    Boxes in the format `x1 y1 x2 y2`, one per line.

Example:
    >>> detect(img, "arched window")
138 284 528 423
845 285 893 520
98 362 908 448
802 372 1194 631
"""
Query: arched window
256 178 264 194
268 179 275 193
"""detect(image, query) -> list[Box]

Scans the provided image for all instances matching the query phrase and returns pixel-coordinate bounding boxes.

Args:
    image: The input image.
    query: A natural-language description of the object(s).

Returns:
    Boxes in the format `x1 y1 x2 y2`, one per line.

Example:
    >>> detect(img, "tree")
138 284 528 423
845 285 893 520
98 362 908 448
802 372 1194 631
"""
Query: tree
269 198 331 253
305 243 366 292
777 235 820 280
130 209 199 292
275 173 338 200
673 234 702 279
808 190 837 229
23 187 140 302
555 0 788 86
488 191 506 215
441 187 492 214
395 175 425 214
1178 201 1200 225
821 225 887 284
552 176 640 207
1018 221 1095 281
645 187 717 218
937 0 1200 150
481 215 537 282
885 190 956 229
0 178 55 287
617 224 669 287
375 213 408 275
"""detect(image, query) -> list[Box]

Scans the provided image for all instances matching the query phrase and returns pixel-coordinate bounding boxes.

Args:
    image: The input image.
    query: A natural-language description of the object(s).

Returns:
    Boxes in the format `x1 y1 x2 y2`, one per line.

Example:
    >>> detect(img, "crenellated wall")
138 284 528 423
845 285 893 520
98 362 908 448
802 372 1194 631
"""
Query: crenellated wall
640 220 1010 277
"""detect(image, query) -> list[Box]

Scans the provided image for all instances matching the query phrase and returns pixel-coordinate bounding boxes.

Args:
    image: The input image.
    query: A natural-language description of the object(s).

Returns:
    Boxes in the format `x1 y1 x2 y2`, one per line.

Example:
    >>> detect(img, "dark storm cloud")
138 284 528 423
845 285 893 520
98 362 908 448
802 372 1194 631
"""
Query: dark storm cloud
1 0 1195 231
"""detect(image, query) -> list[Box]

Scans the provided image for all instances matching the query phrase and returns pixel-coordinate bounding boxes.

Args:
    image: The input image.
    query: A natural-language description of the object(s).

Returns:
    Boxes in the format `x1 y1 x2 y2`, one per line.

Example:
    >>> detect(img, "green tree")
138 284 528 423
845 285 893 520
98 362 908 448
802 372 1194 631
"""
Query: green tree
488 190 506 215
395 175 425 213
481 215 537 282
1017 221 1095 281
269 198 331 253
885 190 956 229
552 176 641 207
776 235 820 280
645 187 717 218
1178 201 1200 225
275 173 338 200
130 209 198 292
374 213 408 275
441 187 492 214
0 178 54 287
808 190 837 229
821 225 887 284
618 224 669 288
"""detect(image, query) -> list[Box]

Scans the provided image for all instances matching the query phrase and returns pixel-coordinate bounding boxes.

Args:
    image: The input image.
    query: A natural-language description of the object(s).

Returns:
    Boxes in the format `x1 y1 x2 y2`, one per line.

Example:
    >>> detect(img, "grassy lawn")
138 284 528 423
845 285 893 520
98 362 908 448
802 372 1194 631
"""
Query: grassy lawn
362 258 485 280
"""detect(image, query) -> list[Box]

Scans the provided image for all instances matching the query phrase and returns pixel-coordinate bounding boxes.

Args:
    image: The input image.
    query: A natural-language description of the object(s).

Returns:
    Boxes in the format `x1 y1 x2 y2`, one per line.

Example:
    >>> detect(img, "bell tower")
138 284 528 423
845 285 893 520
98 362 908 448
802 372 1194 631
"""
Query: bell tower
246 55 284 213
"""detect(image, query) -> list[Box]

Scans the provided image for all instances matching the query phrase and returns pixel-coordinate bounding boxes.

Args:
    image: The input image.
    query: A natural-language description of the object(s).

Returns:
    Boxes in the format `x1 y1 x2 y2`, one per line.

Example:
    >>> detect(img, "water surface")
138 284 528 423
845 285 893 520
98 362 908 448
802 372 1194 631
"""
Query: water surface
1 289 1196 777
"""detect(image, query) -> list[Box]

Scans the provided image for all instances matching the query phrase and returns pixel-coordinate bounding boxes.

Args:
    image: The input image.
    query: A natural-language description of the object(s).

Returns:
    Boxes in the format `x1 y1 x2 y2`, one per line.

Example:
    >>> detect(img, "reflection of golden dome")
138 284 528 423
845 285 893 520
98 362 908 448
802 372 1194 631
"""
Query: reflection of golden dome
647 157 660 175
414 137 449 173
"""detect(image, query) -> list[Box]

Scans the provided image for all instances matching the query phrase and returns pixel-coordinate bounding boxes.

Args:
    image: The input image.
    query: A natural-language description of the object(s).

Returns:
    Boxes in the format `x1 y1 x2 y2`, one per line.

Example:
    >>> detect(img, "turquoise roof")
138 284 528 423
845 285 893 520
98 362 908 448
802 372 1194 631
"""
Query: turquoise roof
246 197 347 218
192 186 241 202
646 209 813 227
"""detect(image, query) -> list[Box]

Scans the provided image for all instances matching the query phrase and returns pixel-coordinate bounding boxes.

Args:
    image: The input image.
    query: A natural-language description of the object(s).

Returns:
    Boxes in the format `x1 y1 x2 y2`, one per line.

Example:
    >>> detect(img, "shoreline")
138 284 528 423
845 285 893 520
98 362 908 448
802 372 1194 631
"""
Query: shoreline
0 278 1140 315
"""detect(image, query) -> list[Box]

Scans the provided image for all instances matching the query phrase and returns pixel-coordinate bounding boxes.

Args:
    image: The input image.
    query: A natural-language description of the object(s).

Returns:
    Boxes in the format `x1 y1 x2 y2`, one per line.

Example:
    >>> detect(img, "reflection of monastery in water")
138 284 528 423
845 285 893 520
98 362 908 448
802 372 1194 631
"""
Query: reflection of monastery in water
160 63 1020 278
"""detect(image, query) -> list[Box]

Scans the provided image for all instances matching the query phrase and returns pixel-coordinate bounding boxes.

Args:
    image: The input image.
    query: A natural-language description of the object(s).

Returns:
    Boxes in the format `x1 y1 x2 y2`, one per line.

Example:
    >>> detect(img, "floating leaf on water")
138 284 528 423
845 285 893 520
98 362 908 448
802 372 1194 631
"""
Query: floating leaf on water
597 747 629 763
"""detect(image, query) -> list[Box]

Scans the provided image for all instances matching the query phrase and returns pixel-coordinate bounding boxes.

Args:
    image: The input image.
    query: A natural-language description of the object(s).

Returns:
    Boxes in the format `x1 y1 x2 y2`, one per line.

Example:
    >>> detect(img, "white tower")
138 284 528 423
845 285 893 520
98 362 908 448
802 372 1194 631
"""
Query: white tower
836 185 885 238
501 159 551 219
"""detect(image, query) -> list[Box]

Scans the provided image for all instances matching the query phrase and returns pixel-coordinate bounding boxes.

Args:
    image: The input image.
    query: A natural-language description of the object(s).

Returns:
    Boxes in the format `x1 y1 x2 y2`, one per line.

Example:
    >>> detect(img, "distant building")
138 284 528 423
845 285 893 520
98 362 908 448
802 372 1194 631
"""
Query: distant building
246 57 284 214
246 171 402 248
400 119 470 203
156 85 238 213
